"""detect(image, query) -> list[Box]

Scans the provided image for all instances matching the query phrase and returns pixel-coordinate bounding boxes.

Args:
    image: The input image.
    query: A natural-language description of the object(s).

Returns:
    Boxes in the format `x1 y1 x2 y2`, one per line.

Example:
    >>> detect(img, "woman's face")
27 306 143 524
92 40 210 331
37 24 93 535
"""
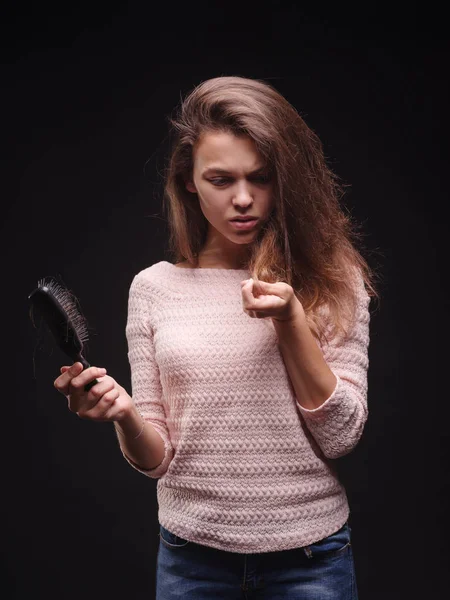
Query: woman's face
186 131 275 252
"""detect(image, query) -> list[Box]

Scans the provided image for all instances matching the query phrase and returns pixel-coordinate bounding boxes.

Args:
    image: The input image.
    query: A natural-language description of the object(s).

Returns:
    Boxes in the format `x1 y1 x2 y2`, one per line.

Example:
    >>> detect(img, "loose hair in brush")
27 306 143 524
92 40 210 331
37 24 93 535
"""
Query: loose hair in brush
163 75 380 342
28 276 98 391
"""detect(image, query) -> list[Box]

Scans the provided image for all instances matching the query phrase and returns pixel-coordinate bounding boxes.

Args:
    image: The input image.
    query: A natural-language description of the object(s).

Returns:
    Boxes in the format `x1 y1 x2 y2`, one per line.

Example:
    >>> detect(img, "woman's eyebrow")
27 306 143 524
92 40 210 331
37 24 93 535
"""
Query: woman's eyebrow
202 166 267 177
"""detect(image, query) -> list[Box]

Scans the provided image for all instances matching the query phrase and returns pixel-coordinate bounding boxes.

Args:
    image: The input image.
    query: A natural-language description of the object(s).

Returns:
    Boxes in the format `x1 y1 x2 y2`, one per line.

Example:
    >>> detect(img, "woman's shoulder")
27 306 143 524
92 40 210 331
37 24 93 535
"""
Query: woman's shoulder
130 261 172 287
130 260 197 291
136 260 194 274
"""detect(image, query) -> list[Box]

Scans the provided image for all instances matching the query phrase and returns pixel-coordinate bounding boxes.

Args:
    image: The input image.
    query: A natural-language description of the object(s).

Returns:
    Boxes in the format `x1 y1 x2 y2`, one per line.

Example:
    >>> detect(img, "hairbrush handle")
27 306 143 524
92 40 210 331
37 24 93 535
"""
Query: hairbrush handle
78 355 99 392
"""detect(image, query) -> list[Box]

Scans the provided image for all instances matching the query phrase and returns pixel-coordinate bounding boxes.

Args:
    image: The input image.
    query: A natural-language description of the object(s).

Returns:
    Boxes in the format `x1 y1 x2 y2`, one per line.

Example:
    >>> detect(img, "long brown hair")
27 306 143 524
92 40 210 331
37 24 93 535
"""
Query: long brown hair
162 75 380 342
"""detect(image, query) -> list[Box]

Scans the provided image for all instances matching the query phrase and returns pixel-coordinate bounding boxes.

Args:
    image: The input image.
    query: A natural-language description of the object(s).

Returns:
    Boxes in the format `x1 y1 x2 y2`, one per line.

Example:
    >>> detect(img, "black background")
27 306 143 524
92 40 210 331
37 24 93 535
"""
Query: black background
2 3 449 599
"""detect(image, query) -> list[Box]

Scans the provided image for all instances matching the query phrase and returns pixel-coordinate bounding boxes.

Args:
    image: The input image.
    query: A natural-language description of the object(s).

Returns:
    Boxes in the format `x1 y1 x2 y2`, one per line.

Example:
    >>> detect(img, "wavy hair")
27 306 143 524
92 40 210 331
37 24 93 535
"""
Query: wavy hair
162 75 380 342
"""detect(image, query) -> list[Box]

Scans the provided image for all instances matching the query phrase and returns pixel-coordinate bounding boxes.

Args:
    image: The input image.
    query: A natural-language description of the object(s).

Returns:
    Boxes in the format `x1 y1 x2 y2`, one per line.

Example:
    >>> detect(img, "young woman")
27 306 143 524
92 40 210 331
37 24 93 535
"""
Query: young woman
54 75 379 599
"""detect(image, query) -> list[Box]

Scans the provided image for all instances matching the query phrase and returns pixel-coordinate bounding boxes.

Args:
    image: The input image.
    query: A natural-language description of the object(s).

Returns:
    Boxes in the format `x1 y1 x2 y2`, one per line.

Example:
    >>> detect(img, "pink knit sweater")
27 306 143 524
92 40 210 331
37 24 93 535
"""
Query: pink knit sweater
122 261 371 554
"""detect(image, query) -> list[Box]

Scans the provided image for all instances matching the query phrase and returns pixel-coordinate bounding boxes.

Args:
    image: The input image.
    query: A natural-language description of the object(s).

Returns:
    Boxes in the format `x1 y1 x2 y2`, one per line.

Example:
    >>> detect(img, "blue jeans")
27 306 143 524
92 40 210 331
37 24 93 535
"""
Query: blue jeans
156 521 358 599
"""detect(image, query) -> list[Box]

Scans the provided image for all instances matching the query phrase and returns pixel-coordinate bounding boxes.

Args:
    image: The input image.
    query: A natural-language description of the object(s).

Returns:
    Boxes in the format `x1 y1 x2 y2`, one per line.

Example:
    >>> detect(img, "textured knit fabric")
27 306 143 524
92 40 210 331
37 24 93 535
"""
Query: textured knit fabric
123 260 371 554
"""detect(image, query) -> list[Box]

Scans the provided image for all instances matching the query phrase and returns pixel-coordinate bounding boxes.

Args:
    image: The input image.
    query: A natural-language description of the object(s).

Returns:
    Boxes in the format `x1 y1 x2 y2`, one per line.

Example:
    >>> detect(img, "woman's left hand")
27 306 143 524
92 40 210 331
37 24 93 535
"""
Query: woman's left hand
240 278 304 321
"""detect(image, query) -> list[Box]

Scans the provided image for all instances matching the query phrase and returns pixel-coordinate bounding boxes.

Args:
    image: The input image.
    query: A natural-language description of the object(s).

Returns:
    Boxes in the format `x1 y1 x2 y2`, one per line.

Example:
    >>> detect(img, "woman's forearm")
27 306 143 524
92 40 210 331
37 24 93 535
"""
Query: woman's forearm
272 300 337 410
114 405 165 470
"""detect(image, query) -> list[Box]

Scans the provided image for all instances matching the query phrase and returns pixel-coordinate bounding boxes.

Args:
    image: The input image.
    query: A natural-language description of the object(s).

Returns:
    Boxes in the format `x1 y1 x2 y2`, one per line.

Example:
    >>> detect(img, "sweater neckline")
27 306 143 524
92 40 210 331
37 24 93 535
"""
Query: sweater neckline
160 261 250 274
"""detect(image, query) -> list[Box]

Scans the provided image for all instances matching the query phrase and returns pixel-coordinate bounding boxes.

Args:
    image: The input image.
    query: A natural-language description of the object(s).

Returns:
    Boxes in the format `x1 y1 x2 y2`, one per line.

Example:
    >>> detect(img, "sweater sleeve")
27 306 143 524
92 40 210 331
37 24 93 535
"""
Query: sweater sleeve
296 271 371 459
121 273 174 478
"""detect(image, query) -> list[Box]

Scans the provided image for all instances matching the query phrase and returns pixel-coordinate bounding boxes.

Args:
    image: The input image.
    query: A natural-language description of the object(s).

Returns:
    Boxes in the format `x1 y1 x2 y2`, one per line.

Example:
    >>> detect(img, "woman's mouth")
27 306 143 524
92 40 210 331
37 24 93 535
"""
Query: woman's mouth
229 218 259 231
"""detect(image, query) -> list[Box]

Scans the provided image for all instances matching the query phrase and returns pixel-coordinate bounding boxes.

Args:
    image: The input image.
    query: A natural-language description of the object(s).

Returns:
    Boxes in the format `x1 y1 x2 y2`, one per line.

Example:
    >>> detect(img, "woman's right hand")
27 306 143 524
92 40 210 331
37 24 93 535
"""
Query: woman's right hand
53 362 134 423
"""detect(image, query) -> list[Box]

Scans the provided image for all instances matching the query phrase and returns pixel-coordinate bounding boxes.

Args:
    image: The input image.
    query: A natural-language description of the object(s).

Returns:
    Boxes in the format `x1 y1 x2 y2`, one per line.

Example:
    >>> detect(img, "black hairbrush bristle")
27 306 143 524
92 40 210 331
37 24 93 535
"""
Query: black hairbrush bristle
28 276 98 390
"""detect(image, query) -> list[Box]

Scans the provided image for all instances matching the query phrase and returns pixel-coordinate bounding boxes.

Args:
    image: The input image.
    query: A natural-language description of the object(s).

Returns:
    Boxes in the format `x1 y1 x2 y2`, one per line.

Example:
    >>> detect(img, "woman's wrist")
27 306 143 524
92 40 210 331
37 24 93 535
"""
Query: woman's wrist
114 404 145 440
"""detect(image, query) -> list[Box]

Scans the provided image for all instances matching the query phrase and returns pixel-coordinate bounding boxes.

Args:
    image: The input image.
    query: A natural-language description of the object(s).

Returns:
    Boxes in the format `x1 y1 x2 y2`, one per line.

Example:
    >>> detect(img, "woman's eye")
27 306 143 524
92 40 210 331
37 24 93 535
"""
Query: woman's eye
253 175 271 184
209 178 230 186
209 175 271 187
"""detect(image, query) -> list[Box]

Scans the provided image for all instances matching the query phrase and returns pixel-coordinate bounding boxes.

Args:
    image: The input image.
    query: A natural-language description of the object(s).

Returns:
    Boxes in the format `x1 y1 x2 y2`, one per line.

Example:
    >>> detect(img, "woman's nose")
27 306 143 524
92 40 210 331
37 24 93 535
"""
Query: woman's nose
233 181 253 205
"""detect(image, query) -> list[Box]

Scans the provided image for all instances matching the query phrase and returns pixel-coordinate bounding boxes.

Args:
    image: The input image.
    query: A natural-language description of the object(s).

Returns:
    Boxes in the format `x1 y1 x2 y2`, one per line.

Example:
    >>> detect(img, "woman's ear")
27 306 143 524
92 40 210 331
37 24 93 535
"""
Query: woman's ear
186 180 197 193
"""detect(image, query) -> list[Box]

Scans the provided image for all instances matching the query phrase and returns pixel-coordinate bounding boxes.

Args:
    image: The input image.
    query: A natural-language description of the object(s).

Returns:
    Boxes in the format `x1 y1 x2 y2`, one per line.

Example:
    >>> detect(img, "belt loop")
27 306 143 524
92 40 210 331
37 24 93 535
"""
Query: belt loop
303 545 313 558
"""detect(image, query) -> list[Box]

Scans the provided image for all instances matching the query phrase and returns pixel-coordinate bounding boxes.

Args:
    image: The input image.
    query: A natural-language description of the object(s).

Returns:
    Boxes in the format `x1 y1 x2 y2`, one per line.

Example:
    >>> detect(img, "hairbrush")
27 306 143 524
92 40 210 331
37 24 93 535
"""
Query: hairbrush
28 276 98 392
